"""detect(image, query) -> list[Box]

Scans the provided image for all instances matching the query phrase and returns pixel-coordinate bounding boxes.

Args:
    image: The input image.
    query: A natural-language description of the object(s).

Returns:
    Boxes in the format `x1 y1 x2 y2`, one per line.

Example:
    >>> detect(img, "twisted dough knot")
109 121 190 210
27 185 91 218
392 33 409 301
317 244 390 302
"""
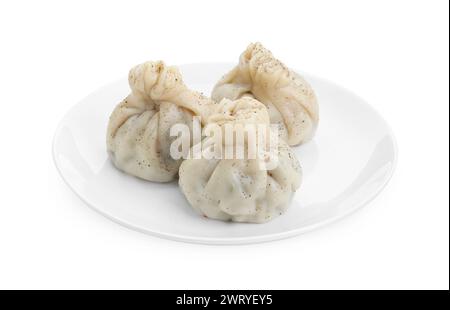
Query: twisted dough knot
206 97 270 127
127 61 209 112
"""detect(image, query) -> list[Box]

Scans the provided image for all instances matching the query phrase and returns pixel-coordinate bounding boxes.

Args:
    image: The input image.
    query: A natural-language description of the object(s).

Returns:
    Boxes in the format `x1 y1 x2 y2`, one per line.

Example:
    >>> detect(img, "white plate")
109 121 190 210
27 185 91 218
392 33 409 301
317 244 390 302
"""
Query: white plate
53 63 397 245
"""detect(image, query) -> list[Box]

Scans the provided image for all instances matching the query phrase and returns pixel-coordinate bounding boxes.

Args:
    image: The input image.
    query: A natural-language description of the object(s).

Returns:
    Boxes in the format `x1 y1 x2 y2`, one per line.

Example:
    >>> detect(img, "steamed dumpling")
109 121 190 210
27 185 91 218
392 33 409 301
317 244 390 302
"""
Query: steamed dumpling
212 42 319 146
107 61 213 182
178 97 302 223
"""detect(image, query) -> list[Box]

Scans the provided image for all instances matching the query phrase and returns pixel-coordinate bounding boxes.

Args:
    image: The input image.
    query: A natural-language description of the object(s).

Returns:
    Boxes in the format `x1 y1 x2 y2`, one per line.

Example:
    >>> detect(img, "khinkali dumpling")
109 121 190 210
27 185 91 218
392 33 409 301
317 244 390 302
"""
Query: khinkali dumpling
107 61 212 182
212 42 319 146
178 97 302 223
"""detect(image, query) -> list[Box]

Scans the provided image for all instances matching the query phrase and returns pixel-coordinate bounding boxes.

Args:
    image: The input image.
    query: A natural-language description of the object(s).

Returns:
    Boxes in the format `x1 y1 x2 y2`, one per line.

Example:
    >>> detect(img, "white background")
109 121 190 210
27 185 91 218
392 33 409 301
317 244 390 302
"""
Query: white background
0 0 448 289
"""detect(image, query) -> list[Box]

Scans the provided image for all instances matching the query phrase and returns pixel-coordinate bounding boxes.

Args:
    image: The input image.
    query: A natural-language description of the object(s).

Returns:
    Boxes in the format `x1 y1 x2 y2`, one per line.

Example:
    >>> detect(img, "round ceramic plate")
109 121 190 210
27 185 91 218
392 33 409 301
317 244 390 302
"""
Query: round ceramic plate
53 63 397 245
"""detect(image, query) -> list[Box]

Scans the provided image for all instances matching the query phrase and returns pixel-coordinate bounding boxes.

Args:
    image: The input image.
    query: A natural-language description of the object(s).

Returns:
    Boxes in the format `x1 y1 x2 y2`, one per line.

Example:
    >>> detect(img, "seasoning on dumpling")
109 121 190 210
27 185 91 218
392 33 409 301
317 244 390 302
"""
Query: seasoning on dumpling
178 97 302 223
212 42 319 146
107 61 213 182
